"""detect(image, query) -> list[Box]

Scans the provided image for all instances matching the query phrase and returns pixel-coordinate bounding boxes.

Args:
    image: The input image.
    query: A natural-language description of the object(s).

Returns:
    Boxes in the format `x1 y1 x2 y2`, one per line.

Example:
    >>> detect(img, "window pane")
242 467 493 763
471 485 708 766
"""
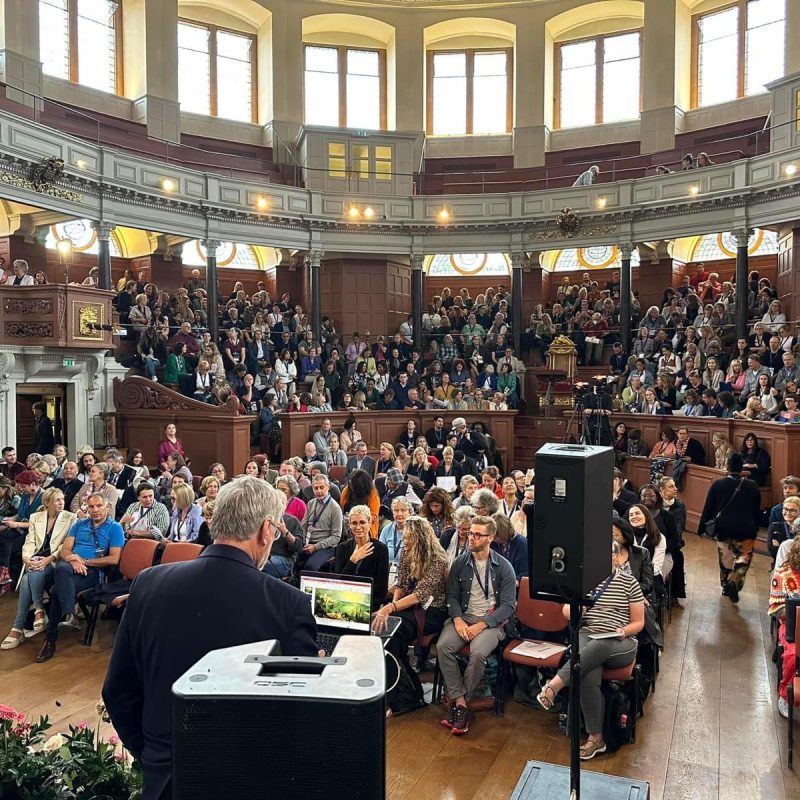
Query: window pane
178 22 211 115
328 143 346 178
432 52 467 135
560 41 596 128
77 0 117 93
39 0 70 80
305 46 339 126
346 50 381 129
602 33 640 122
471 52 507 134
216 30 253 121
697 6 739 106
745 0 785 95
351 144 369 178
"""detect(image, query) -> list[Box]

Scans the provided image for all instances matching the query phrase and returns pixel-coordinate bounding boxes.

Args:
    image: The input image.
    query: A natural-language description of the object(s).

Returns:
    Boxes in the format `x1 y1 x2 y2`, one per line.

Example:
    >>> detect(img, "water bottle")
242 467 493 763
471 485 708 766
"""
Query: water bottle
558 713 568 736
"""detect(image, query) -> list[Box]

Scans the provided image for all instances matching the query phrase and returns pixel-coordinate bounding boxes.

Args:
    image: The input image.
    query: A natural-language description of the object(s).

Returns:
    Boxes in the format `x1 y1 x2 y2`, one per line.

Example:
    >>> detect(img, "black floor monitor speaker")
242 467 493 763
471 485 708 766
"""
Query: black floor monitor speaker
529 443 614 600
172 636 386 799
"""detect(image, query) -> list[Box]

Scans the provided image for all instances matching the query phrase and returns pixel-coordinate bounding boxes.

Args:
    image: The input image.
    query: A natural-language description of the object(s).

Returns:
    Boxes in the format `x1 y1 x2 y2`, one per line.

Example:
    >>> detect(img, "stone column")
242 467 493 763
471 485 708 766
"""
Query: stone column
733 229 752 340
123 0 181 142
619 243 634 355
307 250 323 343
94 222 115 290
0 0 42 102
787 0 800 76
411 254 424 352
640 0 689 154
510 252 524 353
202 239 220 344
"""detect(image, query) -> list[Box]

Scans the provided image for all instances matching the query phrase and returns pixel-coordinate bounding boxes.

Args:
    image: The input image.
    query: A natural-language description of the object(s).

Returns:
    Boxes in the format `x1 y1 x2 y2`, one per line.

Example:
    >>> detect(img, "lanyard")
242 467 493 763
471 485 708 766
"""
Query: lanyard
471 556 491 600
311 497 329 527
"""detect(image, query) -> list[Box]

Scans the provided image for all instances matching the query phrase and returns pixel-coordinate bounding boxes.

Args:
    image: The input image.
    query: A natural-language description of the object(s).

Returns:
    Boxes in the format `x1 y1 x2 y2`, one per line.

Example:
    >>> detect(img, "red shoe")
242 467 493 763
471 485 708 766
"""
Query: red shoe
440 704 457 728
450 705 474 735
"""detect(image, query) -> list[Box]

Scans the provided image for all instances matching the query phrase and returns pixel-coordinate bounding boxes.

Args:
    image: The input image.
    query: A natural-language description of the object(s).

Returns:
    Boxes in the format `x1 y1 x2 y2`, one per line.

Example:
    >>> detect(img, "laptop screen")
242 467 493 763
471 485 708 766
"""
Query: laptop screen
300 574 372 633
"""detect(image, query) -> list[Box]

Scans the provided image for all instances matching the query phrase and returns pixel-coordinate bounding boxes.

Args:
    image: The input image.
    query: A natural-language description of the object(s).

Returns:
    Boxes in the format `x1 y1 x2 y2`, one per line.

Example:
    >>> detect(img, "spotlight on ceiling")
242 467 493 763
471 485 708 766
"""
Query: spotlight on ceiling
161 178 177 192
363 207 375 219
785 164 798 177
256 196 269 210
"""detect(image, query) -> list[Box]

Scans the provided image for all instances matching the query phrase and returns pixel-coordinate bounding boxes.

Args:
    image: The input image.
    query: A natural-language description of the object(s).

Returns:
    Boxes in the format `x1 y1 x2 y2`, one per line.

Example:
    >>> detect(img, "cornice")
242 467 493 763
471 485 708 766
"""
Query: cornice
0 111 799 252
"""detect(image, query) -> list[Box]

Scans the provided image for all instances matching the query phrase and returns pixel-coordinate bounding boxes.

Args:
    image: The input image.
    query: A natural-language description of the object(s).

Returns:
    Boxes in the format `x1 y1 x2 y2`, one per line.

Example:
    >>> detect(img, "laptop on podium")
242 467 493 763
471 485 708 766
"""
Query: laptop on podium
300 571 400 655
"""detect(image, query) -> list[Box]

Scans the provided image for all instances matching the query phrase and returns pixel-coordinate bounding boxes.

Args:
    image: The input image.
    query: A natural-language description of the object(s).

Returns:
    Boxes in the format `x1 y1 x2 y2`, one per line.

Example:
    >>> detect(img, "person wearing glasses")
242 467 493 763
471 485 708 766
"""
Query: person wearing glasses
334 505 388 611
437 515 517 736
103 477 319 800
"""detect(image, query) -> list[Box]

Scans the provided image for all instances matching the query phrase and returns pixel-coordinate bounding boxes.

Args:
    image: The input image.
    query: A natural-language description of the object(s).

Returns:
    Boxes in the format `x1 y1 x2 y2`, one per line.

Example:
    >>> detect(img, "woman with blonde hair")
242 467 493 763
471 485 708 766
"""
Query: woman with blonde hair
1 488 75 648
375 443 396 478
702 356 725 392
375 516 449 714
726 358 746 395
406 446 435 496
733 395 772 421
334 504 389 611
167 483 203 542
712 432 734 471
324 434 347 468
197 475 219 510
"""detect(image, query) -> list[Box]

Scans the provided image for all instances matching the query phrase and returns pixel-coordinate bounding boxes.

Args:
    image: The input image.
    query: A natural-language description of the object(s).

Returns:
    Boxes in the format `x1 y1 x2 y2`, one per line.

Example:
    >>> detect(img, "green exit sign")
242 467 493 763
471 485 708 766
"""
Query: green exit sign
62 358 76 368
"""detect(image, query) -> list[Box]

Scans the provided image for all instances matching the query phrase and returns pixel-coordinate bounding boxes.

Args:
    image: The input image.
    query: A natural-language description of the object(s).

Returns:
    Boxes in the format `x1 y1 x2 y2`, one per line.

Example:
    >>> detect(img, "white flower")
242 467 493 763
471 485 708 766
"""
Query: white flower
41 733 66 752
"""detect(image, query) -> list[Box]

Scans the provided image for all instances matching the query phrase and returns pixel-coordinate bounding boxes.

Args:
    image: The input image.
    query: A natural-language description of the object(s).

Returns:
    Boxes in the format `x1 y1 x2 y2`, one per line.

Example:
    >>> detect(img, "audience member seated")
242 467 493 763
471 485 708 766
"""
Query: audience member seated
769 534 800 717
0 471 43 593
297 474 343 572
36 493 124 662
536 538 644 761
334 505 388 611
376 516 448 716
119 482 169 540
167 484 203 542
740 432 771 486
379 496 412 567
437 514 517 736
1 488 75 649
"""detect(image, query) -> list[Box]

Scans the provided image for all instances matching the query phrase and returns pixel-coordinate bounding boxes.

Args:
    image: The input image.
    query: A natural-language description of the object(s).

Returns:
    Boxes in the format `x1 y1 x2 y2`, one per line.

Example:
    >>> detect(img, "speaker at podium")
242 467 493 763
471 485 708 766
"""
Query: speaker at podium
529 443 614 600
172 636 386 800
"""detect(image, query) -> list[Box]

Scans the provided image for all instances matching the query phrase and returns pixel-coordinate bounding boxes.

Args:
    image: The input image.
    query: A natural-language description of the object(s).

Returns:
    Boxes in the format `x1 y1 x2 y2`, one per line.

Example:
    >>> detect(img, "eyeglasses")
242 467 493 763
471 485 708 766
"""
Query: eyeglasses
468 531 492 539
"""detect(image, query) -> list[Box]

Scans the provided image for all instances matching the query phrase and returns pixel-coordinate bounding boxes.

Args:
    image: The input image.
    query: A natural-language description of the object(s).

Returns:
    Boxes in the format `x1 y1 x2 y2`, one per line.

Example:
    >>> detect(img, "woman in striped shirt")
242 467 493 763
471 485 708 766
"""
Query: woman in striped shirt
536 538 645 761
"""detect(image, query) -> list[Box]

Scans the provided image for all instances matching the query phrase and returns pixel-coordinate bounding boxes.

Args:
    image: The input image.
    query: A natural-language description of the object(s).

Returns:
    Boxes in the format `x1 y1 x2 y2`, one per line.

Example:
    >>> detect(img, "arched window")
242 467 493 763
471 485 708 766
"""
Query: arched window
553 246 640 271
181 241 261 269
178 19 256 122
39 0 121 94
693 0 785 107
46 219 121 256
691 229 778 261
424 253 510 277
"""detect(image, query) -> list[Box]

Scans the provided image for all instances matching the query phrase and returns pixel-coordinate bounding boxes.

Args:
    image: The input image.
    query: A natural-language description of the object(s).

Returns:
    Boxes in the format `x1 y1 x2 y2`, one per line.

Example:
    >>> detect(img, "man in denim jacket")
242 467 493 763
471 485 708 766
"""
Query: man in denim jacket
438 515 517 735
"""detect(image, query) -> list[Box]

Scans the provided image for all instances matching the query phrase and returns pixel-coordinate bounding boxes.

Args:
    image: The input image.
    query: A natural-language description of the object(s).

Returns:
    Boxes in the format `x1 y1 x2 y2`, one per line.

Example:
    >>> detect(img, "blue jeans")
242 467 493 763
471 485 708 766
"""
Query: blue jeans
45 561 100 643
144 356 160 378
297 547 335 572
262 555 294 578
13 563 55 629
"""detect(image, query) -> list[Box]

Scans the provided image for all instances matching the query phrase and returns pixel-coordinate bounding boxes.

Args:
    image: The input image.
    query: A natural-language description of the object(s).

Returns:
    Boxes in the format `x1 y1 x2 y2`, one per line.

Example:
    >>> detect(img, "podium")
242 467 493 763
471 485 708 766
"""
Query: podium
546 335 578 381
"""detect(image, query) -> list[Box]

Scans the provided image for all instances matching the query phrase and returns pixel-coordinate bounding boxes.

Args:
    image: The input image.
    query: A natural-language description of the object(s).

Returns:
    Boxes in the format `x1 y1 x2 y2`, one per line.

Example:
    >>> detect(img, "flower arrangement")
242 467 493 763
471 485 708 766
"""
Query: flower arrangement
0 703 141 800
556 207 580 238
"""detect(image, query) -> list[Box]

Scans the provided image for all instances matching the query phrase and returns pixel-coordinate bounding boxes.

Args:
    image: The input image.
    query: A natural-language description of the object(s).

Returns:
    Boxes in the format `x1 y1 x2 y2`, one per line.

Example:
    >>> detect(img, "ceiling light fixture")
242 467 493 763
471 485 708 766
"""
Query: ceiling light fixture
347 206 360 219
363 207 375 219
161 178 177 192
256 196 269 210
437 209 450 222
785 164 798 177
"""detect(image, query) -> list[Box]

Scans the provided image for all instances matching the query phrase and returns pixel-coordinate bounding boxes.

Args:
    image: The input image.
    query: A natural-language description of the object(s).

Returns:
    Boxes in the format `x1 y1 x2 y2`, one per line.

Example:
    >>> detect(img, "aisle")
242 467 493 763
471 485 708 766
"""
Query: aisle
0 535 798 799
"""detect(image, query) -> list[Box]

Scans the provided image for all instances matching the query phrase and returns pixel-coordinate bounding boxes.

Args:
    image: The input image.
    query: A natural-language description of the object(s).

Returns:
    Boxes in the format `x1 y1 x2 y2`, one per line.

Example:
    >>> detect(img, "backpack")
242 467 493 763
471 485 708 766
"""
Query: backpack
601 682 634 753
387 657 426 716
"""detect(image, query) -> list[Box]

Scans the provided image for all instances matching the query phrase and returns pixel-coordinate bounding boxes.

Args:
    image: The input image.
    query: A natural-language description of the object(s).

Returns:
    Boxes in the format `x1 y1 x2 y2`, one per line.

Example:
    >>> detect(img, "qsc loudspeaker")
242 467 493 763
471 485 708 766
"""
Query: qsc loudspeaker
172 636 386 800
529 443 614 600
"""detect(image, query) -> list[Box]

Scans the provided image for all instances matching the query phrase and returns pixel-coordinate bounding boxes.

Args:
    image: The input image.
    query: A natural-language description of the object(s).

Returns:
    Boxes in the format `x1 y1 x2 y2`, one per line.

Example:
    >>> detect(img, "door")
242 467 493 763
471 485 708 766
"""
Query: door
16 384 67 460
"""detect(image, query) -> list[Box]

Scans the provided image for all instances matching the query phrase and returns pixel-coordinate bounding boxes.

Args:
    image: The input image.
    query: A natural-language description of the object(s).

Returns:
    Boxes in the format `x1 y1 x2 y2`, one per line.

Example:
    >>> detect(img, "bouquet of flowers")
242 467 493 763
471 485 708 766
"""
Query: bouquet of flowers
556 208 580 238
0 703 141 800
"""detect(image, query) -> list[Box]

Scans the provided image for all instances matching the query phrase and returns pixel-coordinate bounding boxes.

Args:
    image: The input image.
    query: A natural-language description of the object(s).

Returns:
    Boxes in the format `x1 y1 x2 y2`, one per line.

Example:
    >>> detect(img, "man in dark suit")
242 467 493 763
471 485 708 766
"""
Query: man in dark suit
451 417 487 461
33 402 55 456
105 452 136 501
102 476 319 800
50 460 83 510
345 441 376 481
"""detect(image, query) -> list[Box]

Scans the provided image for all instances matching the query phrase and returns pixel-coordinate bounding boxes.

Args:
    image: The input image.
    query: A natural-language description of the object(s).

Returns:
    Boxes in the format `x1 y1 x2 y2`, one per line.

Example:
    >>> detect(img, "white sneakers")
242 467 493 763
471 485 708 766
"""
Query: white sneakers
778 696 789 718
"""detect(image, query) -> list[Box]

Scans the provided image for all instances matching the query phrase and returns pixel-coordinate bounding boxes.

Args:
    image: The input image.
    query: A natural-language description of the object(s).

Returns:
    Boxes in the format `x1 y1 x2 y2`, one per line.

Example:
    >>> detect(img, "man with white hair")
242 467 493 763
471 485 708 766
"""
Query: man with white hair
572 164 600 187
103 476 318 800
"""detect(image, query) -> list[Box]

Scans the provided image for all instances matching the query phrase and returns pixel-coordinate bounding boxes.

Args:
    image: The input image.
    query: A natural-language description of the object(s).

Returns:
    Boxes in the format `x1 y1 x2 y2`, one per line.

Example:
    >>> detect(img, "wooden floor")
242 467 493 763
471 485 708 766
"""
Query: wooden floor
2 535 799 800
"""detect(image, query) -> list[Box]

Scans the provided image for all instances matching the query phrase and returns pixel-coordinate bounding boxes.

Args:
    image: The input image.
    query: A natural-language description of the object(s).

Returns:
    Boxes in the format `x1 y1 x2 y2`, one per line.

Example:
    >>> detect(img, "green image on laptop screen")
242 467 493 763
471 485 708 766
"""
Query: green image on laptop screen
301 574 372 631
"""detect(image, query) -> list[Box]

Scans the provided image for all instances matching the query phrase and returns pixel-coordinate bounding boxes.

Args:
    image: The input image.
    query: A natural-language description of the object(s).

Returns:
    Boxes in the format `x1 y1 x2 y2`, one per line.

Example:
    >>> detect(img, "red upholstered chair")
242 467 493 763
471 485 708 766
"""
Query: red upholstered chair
496 578 568 714
160 542 203 564
78 538 161 646
328 465 347 486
